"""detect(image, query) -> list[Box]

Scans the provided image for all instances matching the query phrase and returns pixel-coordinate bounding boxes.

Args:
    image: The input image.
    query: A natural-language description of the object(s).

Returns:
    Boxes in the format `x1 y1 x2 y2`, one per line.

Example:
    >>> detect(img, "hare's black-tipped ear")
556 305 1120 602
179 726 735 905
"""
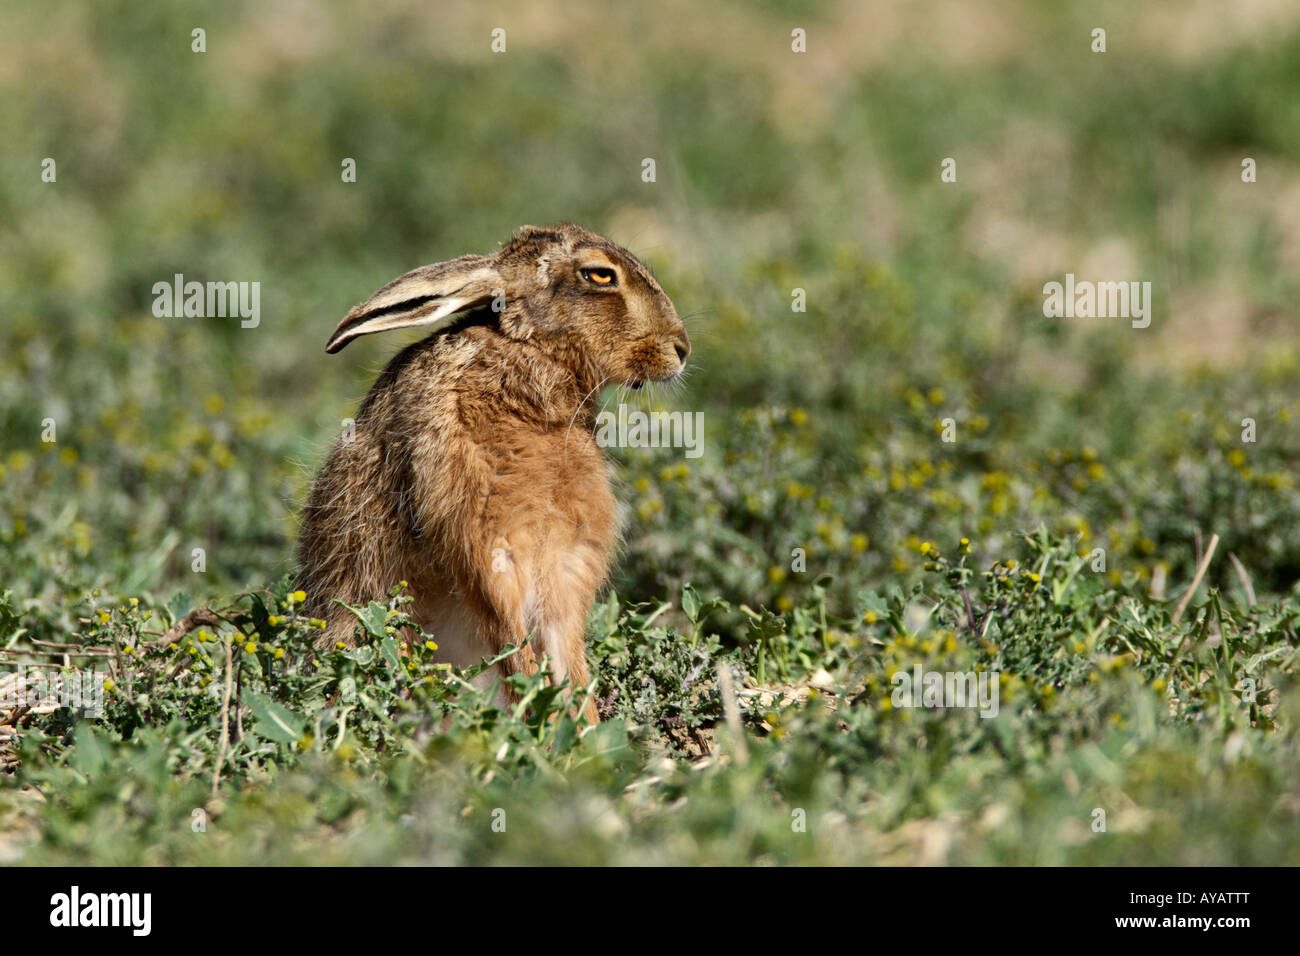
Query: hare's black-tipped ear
325 255 503 353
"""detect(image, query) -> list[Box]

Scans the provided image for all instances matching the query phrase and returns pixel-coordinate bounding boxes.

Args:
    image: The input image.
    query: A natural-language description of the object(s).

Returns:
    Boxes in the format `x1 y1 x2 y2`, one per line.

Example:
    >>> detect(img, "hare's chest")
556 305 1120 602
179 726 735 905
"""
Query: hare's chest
493 431 617 556
484 433 617 646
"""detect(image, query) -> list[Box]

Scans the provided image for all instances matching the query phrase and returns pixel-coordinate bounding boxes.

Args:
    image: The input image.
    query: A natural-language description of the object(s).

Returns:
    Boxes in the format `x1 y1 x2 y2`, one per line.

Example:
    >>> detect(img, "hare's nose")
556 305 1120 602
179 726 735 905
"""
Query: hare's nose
674 335 691 364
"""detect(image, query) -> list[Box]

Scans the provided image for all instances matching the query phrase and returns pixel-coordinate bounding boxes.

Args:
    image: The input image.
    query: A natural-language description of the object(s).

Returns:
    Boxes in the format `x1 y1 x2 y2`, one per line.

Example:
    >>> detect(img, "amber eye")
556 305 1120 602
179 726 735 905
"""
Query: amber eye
580 267 617 286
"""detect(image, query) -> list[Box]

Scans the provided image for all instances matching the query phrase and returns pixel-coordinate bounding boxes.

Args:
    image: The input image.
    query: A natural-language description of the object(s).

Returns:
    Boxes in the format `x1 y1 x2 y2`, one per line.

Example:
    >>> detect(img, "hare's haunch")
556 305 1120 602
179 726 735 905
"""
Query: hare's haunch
296 224 690 722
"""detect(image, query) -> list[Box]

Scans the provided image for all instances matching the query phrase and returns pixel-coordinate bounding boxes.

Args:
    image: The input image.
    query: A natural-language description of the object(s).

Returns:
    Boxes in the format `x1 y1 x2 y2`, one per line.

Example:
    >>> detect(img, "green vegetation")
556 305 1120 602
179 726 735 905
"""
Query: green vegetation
2 1 1299 864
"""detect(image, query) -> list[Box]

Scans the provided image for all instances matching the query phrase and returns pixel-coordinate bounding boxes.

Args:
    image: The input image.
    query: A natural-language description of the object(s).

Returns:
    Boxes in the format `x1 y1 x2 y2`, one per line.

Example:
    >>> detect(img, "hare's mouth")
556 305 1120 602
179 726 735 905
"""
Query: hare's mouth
626 380 645 390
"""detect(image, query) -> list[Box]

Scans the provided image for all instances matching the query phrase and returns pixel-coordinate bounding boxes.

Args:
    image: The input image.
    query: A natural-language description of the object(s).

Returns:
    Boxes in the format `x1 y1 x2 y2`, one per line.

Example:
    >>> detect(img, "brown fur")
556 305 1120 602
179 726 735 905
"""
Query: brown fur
296 224 689 722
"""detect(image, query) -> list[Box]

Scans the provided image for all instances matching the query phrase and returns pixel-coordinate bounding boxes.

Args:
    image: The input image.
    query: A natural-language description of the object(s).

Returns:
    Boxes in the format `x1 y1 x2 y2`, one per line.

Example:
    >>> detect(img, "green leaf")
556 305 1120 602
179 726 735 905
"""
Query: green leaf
242 690 305 744
379 635 407 683
248 592 270 636
340 600 389 642
69 722 110 775
166 589 194 626
682 584 701 622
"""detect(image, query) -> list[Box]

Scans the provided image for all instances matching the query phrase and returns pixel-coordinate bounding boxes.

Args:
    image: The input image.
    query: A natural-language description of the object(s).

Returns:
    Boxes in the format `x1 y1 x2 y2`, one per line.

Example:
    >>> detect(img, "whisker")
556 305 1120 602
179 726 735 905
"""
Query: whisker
564 375 610 462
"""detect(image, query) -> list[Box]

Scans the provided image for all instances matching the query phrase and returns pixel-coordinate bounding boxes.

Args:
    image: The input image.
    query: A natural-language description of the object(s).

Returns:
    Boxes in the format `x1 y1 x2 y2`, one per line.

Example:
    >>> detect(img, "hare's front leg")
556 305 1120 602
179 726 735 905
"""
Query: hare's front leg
469 568 540 702
562 636 600 725
475 551 599 722
536 574 602 724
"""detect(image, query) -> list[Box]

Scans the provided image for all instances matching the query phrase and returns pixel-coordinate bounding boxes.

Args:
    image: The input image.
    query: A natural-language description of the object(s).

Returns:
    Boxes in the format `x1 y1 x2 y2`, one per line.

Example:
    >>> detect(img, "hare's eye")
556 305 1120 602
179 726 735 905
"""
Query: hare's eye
581 267 617 287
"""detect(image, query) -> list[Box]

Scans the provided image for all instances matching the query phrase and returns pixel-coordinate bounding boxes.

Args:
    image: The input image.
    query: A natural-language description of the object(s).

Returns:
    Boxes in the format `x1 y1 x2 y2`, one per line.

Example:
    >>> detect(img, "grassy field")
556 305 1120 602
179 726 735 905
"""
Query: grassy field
2 0 1300 864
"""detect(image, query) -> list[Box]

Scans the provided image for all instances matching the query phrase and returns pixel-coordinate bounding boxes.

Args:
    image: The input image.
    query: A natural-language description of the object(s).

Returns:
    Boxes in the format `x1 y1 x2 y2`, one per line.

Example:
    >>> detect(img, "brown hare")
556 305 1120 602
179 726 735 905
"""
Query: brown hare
296 224 690 723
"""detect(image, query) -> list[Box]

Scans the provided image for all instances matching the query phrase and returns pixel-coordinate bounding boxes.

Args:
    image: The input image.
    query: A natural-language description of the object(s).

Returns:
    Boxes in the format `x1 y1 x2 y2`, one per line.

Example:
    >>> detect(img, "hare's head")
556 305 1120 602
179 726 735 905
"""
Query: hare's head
326 224 689 389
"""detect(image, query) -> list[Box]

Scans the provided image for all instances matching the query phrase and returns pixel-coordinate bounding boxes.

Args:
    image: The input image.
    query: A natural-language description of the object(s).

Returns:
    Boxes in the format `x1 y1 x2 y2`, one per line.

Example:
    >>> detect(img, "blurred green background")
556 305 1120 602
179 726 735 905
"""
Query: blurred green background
0 0 1296 593
3 0 1298 610
2 1 1300 865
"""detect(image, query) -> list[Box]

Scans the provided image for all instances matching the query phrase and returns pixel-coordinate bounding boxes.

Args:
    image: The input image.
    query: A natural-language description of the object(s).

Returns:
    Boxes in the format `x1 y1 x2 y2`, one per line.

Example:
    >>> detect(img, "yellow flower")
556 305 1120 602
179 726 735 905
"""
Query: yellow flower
789 408 808 426
273 648 285 660
97 611 111 624
776 595 794 612
291 590 307 603
850 533 869 553
424 640 439 651
244 641 257 654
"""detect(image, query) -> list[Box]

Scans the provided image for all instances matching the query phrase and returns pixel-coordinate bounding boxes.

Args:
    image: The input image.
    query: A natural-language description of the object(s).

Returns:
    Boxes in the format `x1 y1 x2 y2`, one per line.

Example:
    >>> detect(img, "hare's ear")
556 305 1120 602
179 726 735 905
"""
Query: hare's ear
325 255 502 353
